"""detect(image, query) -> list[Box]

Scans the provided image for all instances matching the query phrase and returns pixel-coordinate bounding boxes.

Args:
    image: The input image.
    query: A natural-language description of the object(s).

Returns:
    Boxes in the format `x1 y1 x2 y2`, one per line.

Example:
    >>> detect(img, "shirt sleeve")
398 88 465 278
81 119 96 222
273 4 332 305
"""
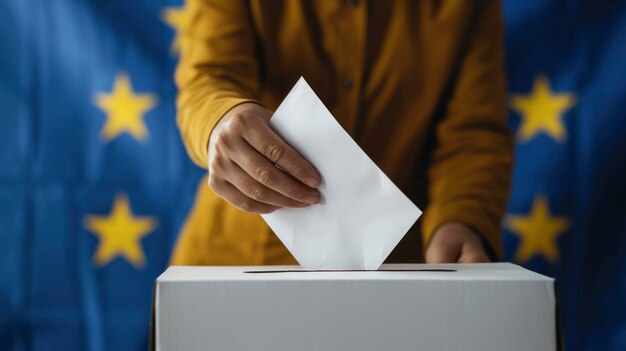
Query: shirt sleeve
421 0 514 259
175 0 261 168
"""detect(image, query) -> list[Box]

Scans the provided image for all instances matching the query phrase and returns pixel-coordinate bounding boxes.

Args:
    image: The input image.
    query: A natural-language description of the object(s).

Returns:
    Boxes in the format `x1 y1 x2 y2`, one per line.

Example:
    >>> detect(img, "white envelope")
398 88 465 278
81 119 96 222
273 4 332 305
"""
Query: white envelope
261 77 421 270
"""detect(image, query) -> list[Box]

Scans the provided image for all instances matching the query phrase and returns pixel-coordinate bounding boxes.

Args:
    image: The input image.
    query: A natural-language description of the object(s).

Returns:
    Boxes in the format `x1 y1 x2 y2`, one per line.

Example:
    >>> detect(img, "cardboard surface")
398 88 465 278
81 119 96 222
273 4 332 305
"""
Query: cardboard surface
156 263 556 351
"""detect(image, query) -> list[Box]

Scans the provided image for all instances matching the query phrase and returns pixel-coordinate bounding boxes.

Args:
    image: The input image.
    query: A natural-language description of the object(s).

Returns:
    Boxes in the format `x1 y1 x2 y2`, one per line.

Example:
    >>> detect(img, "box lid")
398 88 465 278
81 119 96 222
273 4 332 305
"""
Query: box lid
157 263 553 282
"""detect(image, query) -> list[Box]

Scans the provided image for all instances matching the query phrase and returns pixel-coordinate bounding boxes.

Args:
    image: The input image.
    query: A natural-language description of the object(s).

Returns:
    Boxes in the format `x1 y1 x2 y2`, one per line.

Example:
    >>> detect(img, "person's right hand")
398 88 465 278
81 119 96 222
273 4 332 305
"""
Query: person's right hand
207 102 321 213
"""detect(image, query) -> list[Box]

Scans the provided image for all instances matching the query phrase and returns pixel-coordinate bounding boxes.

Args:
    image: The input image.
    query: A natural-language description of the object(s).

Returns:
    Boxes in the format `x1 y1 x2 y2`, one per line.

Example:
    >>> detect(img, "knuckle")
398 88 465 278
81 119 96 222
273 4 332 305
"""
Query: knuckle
228 113 247 130
209 153 230 174
211 129 227 144
213 134 233 153
264 143 285 162
207 157 222 174
255 167 274 185
207 175 221 192
247 186 266 201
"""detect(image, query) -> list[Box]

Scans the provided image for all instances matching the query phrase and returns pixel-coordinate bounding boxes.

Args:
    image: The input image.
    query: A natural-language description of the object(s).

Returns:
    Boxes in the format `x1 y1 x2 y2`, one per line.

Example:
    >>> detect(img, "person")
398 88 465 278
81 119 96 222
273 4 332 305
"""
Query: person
171 0 513 266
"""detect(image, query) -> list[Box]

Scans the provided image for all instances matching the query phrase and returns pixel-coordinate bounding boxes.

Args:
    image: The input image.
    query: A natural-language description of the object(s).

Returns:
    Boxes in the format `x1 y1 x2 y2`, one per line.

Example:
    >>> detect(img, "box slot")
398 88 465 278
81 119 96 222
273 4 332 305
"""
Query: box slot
243 269 457 273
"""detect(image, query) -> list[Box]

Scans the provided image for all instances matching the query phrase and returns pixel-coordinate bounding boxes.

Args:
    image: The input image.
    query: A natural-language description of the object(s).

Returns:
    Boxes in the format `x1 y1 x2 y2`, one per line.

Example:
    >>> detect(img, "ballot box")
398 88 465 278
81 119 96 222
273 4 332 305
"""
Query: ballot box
154 263 556 351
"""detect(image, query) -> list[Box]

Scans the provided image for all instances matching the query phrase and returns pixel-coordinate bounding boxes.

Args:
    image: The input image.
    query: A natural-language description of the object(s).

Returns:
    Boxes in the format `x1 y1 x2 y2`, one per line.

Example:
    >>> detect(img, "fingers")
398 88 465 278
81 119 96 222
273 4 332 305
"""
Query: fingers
458 241 490 263
222 159 312 208
208 177 279 214
229 139 321 205
425 241 461 263
242 117 321 188
424 222 491 263
425 241 488 263
207 103 321 214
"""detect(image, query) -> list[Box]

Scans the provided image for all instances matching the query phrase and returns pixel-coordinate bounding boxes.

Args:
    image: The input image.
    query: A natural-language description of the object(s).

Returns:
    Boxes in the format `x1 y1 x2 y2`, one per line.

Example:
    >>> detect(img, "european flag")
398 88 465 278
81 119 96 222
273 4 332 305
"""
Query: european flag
0 0 625 350
502 1 626 350
1 0 202 349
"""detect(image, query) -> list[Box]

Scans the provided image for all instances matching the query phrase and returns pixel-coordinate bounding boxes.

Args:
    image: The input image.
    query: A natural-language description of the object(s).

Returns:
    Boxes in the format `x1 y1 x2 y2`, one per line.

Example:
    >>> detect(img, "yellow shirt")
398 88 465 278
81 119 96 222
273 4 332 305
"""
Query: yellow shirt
171 0 513 265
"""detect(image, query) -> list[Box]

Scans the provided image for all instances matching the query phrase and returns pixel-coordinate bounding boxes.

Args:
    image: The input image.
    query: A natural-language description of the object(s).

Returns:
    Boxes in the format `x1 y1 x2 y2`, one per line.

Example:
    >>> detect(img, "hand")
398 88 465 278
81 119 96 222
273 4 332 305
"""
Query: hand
425 222 491 263
207 103 321 213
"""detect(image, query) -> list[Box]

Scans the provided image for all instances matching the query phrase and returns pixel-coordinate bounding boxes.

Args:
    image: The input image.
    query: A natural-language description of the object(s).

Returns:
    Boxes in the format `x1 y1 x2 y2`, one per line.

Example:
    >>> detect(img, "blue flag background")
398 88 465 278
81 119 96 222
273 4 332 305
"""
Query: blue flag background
1 0 625 350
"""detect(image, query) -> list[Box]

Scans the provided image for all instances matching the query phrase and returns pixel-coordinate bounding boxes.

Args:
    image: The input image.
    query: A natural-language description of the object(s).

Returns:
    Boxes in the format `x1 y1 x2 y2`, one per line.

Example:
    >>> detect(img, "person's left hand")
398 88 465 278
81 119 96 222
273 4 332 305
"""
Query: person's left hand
424 222 491 263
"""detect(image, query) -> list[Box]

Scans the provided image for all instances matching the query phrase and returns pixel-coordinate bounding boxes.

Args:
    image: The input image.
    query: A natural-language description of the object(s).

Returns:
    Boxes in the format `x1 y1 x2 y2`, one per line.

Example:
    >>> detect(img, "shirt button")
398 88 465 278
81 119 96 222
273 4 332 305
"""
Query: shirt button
343 78 354 90
346 0 359 6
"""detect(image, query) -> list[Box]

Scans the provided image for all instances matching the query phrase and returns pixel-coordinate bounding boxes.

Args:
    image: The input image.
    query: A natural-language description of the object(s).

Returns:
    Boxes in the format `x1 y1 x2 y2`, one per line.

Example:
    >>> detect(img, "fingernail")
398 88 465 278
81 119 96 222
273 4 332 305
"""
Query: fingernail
304 176 320 188
304 194 320 204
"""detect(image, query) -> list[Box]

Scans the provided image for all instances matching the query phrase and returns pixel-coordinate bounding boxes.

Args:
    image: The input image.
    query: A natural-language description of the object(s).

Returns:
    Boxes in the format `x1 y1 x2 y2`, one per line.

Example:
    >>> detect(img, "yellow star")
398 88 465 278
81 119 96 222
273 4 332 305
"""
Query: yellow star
94 73 157 142
510 76 576 142
162 5 189 53
505 195 569 264
84 194 157 268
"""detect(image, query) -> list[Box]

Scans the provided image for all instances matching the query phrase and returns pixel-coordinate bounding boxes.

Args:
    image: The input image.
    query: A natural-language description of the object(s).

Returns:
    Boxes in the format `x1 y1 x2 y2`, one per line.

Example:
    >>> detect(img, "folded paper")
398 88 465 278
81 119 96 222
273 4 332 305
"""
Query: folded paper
261 77 421 270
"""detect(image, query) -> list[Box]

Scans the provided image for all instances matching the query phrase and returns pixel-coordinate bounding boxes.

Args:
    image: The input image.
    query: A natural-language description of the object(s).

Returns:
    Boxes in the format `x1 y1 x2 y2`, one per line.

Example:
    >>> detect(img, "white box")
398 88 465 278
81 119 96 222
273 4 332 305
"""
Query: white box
155 263 555 351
